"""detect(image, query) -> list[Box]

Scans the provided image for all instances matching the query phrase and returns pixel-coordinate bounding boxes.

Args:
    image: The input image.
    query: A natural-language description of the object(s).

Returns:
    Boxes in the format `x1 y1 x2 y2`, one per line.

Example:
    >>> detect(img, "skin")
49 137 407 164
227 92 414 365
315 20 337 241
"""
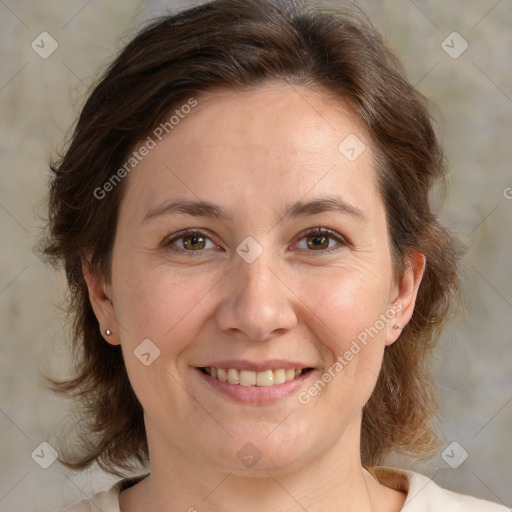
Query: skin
84 83 425 512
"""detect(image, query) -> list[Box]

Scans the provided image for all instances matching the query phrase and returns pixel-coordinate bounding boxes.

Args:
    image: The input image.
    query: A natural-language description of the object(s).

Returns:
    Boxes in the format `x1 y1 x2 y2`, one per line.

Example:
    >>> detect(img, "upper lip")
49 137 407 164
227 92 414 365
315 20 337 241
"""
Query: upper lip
197 359 312 372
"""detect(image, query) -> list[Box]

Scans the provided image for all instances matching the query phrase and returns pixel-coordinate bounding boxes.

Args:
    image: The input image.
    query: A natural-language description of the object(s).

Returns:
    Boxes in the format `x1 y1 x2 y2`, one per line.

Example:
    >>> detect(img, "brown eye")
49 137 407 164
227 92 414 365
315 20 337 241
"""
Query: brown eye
296 228 347 254
306 233 330 250
164 229 216 255
181 233 206 250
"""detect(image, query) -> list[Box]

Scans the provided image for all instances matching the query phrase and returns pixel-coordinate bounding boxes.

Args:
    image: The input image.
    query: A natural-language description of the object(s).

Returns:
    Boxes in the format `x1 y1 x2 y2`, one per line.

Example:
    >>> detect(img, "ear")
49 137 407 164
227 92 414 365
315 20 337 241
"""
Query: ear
82 257 120 346
385 249 426 346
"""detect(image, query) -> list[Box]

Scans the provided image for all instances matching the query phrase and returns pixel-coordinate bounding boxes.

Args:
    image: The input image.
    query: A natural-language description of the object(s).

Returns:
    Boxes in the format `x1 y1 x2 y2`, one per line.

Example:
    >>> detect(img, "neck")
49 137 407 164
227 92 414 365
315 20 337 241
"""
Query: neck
121 416 400 512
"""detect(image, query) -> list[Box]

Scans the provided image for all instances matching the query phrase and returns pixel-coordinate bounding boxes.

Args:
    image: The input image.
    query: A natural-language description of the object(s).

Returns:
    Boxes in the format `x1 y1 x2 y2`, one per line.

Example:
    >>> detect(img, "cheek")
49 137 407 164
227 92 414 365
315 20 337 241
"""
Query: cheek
114 266 211 411
114 255 202 331
112 256 213 380
298 269 391 346
296 270 390 402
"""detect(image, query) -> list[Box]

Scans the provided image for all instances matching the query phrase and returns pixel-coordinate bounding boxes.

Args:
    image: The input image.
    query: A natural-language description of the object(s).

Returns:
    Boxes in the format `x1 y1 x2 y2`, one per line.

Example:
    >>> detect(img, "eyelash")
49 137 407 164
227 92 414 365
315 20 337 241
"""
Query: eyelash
163 227 348 257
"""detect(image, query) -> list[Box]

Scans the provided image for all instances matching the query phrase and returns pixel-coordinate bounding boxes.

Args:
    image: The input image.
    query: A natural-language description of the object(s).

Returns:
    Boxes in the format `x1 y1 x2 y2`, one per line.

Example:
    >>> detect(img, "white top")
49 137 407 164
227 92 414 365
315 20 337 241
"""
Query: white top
54 466 509 511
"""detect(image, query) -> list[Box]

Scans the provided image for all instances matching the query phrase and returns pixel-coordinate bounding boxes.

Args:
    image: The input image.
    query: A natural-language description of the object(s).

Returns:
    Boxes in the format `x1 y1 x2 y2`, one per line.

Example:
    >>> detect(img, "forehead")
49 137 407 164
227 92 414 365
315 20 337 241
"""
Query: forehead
120 84 382 225
175 84 369 154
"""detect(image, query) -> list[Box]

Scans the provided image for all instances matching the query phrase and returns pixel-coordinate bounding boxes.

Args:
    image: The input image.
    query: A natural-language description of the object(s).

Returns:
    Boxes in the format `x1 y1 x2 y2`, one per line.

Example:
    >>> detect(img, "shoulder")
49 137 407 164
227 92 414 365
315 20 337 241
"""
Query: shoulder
52 474 149 512
372 466 509 512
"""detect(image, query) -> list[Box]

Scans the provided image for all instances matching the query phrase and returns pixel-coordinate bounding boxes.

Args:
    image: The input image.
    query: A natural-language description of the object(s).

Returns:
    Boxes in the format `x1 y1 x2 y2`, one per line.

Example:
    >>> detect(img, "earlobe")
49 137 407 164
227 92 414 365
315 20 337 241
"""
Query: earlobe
385 250 426 346
82 258 120 346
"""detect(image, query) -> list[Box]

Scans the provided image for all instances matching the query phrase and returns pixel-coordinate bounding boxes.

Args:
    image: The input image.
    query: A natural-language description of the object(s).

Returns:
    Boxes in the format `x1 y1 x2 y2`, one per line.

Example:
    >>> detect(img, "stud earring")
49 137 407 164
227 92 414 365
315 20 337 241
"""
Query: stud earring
105 328 112 336
393 324 403 330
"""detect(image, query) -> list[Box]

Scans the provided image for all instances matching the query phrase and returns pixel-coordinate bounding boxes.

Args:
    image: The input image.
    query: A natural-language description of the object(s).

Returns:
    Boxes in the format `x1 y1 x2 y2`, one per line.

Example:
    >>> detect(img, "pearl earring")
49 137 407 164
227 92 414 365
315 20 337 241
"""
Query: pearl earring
105 328 112 336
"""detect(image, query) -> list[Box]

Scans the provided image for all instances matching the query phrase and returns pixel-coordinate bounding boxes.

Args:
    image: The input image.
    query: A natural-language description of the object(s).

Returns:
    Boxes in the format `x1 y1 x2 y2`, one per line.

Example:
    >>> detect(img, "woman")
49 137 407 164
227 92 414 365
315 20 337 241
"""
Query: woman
41 0 508 510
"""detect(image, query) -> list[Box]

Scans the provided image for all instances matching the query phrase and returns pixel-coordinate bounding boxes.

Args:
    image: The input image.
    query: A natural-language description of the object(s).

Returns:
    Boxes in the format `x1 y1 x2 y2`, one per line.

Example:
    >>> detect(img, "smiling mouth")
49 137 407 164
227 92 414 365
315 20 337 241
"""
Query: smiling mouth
199 367 313 386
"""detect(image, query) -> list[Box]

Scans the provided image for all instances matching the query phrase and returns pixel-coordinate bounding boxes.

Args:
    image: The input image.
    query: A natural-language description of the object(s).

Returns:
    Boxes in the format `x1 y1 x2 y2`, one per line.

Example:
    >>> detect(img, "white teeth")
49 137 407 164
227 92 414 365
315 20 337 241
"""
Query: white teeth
239 370 256 386
256 370 273 387
273 368 286 385
204 367 306 386
227 368 240 384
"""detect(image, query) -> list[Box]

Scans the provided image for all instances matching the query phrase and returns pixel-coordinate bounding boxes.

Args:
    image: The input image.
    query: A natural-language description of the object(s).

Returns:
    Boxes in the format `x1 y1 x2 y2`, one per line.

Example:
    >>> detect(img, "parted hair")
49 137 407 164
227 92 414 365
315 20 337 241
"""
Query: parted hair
40 0 461 476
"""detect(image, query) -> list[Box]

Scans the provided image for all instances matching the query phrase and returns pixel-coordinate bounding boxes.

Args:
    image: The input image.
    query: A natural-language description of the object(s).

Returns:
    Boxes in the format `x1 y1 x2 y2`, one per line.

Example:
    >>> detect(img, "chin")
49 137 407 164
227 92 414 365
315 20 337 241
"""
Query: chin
202 424 319 475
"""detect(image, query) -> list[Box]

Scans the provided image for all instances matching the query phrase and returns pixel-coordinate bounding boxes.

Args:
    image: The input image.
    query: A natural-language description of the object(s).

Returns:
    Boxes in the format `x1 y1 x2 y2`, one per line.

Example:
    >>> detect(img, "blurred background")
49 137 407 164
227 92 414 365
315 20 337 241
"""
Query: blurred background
0 0 511 510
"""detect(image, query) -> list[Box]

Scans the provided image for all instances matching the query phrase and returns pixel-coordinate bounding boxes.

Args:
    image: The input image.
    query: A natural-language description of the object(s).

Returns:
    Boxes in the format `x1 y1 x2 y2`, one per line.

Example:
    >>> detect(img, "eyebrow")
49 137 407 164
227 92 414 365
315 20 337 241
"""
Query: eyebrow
143 195 368 224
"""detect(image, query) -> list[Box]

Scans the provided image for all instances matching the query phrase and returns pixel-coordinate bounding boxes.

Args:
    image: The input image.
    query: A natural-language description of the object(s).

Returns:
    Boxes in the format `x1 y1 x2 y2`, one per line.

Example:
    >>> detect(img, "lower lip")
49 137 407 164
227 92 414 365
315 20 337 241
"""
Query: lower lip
195 368 315 404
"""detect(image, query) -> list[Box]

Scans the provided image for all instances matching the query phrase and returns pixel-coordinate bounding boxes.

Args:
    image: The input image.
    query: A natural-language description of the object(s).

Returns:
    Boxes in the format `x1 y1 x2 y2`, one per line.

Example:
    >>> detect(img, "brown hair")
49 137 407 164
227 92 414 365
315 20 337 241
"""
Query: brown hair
40 0 460 476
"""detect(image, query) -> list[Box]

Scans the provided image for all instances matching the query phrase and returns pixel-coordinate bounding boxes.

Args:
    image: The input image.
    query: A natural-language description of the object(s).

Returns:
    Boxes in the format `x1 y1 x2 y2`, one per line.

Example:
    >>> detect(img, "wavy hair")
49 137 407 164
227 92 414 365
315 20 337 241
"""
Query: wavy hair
39 0 461 476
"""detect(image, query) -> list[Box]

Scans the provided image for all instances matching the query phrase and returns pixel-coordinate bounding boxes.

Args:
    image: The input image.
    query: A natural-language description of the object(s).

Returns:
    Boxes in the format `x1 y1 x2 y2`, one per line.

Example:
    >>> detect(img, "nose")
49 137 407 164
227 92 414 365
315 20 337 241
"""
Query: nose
215 253 297 342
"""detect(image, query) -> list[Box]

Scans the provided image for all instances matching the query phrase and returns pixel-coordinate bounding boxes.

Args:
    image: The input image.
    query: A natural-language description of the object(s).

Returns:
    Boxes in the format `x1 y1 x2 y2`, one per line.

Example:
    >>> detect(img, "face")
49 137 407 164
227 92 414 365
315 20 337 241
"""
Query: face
87 83 424 474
